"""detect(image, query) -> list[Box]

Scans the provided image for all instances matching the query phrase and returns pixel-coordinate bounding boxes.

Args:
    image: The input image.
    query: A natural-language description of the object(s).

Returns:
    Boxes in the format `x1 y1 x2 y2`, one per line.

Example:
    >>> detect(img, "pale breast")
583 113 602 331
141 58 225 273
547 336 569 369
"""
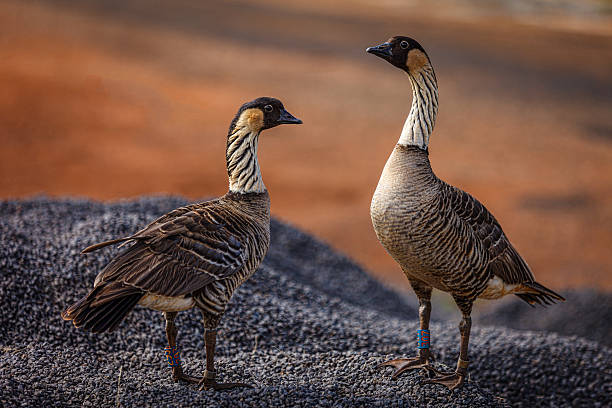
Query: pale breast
371 186 447 290
370 145 455 291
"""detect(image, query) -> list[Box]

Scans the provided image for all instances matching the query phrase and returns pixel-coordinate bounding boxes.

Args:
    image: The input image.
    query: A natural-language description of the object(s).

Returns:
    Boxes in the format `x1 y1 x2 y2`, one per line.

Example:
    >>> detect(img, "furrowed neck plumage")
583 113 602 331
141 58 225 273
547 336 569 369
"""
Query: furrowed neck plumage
399 65 438 149
226 109 266 194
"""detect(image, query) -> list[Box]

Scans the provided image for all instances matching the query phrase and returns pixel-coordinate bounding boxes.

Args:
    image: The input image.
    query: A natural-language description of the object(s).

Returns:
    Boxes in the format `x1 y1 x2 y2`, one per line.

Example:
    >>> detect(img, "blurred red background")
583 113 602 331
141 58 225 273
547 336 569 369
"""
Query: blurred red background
1 0 611 291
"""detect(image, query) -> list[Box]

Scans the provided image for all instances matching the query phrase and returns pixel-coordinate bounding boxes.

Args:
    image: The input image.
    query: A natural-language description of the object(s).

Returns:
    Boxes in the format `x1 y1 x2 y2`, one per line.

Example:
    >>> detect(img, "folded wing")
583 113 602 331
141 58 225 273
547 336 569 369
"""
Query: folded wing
444 184 564 305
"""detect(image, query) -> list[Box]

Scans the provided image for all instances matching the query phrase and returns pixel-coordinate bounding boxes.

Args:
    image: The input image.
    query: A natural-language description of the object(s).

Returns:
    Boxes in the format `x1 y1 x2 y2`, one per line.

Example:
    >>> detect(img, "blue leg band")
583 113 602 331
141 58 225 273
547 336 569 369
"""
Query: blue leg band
164 346 181 367
417 329 430 349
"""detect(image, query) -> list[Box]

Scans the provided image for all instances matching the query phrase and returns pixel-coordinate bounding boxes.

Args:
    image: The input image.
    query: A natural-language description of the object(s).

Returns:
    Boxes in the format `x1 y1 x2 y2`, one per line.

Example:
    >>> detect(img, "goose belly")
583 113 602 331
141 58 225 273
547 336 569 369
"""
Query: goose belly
138 294 195 312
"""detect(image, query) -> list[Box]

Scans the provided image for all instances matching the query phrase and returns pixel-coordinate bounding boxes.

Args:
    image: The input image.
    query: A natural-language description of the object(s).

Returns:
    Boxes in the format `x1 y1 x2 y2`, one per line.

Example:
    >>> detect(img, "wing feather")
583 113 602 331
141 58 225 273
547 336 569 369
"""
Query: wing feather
444 185 535 285
88 201 246 297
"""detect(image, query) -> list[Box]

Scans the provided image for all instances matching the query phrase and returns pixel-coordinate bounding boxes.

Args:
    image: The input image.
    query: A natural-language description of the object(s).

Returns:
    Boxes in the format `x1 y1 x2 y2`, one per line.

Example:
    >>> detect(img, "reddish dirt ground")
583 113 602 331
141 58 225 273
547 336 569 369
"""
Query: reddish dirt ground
1 0 611 291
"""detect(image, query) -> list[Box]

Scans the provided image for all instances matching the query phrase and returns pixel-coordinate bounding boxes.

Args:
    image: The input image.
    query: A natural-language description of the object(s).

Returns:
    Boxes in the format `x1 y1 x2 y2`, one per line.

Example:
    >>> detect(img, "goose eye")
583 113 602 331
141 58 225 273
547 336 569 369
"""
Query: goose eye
264 105 273 113
400 41 409 49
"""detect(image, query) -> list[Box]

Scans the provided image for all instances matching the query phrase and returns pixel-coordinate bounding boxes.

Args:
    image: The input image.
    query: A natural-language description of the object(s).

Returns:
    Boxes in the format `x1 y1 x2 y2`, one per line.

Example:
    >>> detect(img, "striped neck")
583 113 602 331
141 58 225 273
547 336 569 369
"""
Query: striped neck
399 66 438 149
226 125 265 194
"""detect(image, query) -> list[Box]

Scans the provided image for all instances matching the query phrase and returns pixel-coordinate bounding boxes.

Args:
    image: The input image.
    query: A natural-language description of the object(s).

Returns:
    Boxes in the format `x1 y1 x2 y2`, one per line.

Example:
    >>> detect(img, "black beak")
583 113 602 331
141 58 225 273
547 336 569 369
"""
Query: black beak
277 108 302 125
366 42 393 59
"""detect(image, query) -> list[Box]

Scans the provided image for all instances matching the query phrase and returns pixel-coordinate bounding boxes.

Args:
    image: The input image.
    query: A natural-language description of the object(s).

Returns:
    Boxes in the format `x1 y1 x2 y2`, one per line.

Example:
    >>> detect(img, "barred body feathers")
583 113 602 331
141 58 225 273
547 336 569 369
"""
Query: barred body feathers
367 36 562 390
61 96 301 389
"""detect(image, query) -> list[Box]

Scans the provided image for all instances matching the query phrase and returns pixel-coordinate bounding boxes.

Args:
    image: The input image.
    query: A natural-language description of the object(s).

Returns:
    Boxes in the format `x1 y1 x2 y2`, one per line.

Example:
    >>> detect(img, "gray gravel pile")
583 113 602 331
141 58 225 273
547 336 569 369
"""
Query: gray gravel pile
1 197 610 407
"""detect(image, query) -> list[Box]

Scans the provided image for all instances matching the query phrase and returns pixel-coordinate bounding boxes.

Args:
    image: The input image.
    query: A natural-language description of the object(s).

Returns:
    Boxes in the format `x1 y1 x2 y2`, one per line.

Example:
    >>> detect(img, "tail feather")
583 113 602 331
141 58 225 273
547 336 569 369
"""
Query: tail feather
62 282 143 333
515 281 565 307
88 295 141 333
106 296 142 332
81 237 132 254
76 291 135 332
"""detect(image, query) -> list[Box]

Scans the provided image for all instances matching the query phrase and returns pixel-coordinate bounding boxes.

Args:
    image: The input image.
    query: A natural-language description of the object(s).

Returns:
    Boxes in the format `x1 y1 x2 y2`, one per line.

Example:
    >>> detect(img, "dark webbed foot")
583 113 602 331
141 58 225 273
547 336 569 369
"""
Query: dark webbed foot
380 284 435 381
198 370 252 391
422 369 465 390
378 355 432 379
171 365 202 384
378 329 433 379
422 358 468 390
421 298 474 390
196 328 253 391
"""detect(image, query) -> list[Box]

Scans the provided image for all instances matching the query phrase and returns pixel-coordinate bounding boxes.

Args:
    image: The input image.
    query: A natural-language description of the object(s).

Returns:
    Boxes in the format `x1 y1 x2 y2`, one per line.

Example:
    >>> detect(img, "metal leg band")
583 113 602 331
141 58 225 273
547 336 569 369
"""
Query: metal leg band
457 358 469 370
203 369 216 380
164 346 181 367
417 329 430 349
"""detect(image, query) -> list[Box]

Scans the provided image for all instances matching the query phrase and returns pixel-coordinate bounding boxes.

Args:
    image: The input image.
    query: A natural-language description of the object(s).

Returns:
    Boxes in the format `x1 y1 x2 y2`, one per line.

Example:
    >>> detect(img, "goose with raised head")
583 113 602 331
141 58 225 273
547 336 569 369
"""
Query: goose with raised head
62 97 302 390
366 36 564 390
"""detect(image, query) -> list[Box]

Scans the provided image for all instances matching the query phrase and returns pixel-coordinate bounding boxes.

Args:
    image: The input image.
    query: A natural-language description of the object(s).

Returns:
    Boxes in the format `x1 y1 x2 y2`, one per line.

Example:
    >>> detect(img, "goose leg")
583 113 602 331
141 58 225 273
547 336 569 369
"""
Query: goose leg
378 279 434 378
423 297 472 390
199 327 252 391
164 311 201 383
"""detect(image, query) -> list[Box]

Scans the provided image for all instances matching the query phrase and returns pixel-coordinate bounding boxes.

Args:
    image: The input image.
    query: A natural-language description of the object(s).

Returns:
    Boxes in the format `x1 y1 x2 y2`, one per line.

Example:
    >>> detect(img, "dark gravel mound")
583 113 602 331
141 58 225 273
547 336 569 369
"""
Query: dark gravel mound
1 197 610 407
479 289 612 347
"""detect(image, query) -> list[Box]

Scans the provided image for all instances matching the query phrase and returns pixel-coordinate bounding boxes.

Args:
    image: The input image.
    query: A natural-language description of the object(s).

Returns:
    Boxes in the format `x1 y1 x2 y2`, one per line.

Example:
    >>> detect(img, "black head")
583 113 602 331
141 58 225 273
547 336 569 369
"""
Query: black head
366 36 431 73
230 97 302 134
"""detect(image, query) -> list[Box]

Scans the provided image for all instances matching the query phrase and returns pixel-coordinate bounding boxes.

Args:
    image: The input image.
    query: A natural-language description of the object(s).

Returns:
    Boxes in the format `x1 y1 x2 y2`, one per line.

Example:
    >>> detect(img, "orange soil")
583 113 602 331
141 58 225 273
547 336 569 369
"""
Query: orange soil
1 1 611 291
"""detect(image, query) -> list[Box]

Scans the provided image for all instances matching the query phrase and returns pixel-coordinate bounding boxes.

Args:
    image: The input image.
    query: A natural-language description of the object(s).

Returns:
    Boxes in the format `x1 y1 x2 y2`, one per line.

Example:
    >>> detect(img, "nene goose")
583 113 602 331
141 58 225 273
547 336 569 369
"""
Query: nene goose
62 97 302 390
366 37 564 390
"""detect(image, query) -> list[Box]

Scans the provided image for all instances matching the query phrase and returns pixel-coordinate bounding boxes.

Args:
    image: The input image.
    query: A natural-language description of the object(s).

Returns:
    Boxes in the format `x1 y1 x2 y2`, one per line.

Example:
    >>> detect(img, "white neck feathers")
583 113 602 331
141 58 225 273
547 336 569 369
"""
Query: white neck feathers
226 109 266 194
399 67 438 149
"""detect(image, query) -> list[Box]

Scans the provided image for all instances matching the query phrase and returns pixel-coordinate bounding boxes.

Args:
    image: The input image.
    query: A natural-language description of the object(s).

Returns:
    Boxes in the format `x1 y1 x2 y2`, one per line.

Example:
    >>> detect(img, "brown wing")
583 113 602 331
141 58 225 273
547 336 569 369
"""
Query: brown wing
89 202 246 297
444 184 535 285
81 204 201 254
